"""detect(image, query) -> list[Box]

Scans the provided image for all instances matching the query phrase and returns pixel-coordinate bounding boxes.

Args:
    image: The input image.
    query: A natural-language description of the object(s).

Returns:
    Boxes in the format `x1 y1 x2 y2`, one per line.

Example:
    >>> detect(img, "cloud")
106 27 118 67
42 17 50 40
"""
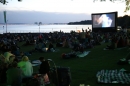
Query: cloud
0 10 91 23
1 0 128 16
0 0 129 23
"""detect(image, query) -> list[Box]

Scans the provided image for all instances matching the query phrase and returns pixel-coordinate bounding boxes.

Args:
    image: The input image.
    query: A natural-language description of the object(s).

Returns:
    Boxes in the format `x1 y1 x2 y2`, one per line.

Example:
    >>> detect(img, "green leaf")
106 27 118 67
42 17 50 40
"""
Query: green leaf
126 1 129 6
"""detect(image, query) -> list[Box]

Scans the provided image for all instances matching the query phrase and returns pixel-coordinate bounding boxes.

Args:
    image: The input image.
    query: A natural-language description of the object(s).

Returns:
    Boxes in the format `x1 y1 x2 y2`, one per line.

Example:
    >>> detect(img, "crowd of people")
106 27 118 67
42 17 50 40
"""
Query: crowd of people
0 29 129 86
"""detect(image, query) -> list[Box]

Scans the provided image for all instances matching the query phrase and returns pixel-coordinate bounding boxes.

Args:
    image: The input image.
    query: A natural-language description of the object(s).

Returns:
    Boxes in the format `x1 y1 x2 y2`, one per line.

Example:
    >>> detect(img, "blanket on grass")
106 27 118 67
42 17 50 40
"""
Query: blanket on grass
76 51 91 58
104 47 127 50
32 60 41 66
96 69 130 84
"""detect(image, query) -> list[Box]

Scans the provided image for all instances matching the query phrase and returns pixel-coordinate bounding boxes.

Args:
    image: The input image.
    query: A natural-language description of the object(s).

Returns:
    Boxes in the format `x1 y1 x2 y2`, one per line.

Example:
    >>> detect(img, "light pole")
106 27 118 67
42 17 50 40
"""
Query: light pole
6 20 8 33
3 26 4 34
35 22 42 34
38 24 40 34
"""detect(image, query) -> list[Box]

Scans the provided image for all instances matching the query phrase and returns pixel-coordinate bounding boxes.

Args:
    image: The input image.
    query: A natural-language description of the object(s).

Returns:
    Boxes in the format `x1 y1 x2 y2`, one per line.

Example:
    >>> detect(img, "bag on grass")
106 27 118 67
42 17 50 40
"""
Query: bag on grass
44 74 50 85
61 53 76 59
26 78 40 86
117 59 128 65
26 74 48 86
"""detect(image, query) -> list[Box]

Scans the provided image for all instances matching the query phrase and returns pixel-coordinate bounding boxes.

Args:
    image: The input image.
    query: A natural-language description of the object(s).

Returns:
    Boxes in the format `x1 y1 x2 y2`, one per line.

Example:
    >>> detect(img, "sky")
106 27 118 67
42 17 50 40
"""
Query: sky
0 0 130 23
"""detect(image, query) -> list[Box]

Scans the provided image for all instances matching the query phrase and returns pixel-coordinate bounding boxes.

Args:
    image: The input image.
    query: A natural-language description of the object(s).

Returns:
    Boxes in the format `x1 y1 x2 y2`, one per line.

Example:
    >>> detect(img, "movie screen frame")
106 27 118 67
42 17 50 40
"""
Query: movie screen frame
91 12 118 32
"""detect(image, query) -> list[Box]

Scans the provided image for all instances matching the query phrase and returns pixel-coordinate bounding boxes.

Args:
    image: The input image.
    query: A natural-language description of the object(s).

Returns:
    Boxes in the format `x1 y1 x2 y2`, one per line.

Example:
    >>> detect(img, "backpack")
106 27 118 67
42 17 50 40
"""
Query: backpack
26 74 47 86
26 78 41 86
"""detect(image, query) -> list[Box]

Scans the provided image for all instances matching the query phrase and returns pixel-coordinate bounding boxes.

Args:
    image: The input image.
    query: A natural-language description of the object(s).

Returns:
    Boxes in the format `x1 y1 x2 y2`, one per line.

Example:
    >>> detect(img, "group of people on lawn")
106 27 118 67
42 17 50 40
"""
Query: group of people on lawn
0 29 129 86
0 34 51 86
0 50 50 86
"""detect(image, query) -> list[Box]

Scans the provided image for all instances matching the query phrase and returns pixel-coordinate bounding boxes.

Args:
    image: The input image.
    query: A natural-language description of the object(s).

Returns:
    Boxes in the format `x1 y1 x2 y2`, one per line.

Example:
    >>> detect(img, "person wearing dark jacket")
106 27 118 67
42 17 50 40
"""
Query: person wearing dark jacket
39 57 50 75
39 57 50 84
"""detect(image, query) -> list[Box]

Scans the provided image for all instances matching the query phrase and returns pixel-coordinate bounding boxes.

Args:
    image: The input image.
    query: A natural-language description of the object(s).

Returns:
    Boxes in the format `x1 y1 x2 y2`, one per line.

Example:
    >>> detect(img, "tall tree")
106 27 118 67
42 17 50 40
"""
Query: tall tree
35 22 42 33
93 0 130 12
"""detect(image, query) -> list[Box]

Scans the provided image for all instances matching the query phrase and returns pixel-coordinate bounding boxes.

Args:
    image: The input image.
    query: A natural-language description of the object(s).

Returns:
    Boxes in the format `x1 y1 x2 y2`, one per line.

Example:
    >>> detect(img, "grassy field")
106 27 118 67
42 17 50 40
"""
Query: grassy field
1 41 130 86
17 41 130 86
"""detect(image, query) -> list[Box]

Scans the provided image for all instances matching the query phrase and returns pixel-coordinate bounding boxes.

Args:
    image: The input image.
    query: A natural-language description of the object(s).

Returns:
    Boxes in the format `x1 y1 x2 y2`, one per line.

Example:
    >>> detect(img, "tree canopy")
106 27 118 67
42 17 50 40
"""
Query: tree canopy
93 0 130 12
1 0 130 12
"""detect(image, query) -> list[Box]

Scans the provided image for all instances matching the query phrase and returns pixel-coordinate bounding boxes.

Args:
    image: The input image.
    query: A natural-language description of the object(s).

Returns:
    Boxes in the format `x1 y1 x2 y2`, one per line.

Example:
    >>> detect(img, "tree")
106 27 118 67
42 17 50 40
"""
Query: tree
0 0 7 5
93 0 130 12
35 22 42 33
0 0 21 5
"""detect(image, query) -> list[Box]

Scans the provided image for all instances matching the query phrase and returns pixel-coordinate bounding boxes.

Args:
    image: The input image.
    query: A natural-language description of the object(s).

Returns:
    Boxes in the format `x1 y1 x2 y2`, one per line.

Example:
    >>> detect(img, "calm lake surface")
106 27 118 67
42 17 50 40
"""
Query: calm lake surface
0 25 92 33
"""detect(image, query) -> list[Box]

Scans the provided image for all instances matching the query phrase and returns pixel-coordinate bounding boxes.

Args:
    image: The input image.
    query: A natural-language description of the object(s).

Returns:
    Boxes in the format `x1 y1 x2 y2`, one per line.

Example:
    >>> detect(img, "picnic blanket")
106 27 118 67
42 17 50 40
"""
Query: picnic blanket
32 60 41 66
114 47 127 50
76 51 90 58
104 47 127 50
62 51 91 59
96 69 130 84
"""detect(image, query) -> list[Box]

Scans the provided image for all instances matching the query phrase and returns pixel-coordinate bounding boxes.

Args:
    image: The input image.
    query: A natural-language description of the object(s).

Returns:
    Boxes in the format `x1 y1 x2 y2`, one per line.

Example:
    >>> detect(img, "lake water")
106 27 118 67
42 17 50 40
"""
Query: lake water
0 24 92 33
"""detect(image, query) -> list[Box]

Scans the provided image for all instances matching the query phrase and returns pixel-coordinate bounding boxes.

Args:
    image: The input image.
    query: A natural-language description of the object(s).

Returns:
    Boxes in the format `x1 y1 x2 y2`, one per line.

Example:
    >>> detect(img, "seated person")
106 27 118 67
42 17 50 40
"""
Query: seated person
14 51 31 62
6 61 22 86
35 43 41 51
117 36 124 48
72 43 80 52
48 42 55 52
78 44 84 53
39 57 50 75
35 42 46 52
0 63 8 83
106 42 116 50
41 42 46 49
13 50 20 57
56 42 63 47
16 51 24 58
25 39 30 45
39 57 50 84
105 36 117 50
4 49 15 63
18 56 33 78
126 36 130 46
62 39 69 48
41 42 48 52
29 39 35 44
0 54 5 64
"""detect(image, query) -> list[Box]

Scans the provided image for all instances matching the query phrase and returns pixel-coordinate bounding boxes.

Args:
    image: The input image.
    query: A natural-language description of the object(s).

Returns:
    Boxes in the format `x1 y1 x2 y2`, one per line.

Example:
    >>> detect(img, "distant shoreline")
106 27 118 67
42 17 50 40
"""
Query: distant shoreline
0 23 68 25
0 24 92 34
0 24 92 25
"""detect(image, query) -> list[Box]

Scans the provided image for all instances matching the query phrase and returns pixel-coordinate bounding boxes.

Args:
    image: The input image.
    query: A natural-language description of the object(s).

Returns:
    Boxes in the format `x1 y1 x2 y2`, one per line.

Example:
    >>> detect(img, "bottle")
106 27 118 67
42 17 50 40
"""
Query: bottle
40 76 45 86
97 75 101 83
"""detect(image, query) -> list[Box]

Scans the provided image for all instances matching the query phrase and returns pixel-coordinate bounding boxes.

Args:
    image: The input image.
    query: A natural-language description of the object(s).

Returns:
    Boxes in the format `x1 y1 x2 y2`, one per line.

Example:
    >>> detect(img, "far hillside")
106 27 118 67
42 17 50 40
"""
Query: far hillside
68 15 130 28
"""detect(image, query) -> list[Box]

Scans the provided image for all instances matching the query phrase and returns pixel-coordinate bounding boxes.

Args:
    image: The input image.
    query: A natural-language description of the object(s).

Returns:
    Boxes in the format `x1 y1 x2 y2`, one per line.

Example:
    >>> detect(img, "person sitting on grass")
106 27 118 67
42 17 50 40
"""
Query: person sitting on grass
34 42 47 52
41 42 48 52
105 35 117 50
16 50 32 62
41 42 47 49
117 36 124 48
62 39 69 48
39 57 50 84
0 62 8 83
39 57 50 75
48 42 55 52
4 49 15 64
6 61 23 86
72 42 80 52
34 42 41 51
18 56 33 78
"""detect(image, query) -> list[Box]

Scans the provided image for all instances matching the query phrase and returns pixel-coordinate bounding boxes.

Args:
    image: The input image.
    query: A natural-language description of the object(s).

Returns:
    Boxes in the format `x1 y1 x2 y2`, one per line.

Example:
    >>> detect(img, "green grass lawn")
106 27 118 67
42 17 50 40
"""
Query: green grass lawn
2 42 130 86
